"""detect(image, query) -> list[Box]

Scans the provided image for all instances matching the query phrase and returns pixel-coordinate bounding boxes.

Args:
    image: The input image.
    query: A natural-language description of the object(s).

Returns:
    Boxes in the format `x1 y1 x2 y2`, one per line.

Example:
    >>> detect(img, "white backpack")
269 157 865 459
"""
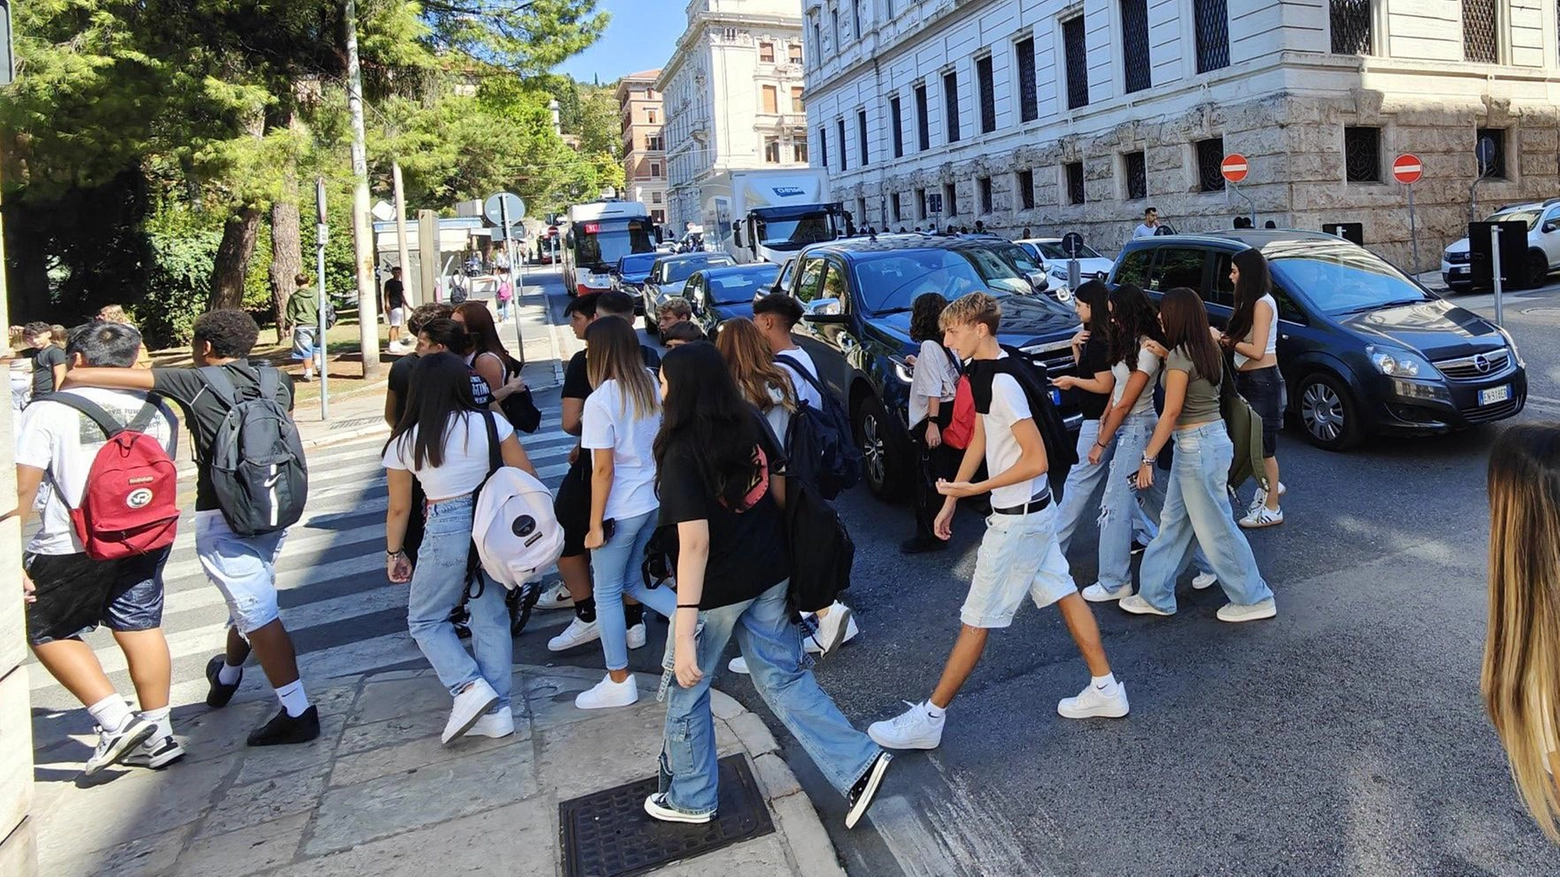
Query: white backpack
471 415 564 590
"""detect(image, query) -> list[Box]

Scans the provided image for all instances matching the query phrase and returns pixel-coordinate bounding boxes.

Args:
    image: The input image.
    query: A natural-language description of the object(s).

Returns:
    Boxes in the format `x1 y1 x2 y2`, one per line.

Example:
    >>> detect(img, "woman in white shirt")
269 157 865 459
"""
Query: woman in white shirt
1218 249 1285 529
575 316 678 710
383 353 537 746
903 292 960 554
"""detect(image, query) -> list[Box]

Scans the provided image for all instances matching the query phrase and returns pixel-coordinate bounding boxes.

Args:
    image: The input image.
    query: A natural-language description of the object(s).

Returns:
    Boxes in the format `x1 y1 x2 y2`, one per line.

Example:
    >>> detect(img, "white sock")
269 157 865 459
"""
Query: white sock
87 695 134 733
139 706 173 741
1091 672 1118 690
924 701 946 720
217 661 243 686
275 680 311 718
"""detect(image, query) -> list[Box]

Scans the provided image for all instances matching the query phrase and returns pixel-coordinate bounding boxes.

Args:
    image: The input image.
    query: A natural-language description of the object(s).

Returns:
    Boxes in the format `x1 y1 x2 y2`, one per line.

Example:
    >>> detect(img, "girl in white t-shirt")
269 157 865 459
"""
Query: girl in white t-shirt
382 352 537 745
575 316 677 710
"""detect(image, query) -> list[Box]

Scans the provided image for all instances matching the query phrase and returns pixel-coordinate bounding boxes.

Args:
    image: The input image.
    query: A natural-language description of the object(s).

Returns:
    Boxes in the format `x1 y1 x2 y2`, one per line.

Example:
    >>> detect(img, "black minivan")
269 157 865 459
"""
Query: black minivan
1109 230 1527 450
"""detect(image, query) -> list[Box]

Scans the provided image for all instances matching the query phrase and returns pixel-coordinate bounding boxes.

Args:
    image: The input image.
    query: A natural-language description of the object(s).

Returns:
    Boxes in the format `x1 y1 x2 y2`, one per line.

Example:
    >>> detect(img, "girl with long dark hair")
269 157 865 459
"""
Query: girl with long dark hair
647 341 891 829
902 292 961 554
1048 280 1117 553
453 302 524 405
1120 288 1275 622
1219 249 1285 528
382 352 538 744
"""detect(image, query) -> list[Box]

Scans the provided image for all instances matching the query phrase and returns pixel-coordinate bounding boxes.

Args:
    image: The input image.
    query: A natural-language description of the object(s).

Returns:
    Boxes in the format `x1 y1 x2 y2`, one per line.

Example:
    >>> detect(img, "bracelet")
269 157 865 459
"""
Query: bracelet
1140 455 1154 466
1094 441 1107 449
386 549 405 558
676 604 701 610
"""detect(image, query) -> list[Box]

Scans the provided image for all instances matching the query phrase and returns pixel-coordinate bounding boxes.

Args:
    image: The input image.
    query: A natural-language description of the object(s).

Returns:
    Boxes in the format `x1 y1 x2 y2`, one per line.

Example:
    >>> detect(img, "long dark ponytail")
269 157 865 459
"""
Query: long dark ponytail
653 341 766 510
1225 248 1272 347
386 352 481 469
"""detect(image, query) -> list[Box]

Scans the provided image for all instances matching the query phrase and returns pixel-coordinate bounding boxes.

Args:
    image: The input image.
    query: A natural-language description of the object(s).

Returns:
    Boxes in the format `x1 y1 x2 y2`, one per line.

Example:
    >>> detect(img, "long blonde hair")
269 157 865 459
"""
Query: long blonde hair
585 316 658 421
715 318 794 414
1483 423 1560 840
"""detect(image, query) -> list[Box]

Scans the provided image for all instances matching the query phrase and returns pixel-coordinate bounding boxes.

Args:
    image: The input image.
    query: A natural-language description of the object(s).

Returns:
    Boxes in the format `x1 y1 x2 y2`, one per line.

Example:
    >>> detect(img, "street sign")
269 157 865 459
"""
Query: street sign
547 226 560 238
1323 223 1364 246
1061 232 1086 259
1392 154 1423 185
927 192 944 215
1220 153 1249 184
484 192 526 226
0 2 14 87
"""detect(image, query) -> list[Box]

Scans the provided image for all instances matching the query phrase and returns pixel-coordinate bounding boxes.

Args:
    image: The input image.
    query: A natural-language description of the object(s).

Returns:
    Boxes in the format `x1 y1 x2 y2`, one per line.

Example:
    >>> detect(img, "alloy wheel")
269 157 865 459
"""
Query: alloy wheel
1301 382 1343 443
860 410 886 488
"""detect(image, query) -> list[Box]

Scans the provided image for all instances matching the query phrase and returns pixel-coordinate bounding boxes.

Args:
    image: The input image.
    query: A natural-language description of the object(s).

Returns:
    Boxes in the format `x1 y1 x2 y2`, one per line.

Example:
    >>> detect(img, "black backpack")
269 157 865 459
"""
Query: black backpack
784 476 855 615
196 366 309 536
775 354 861 500
966 347 1077 471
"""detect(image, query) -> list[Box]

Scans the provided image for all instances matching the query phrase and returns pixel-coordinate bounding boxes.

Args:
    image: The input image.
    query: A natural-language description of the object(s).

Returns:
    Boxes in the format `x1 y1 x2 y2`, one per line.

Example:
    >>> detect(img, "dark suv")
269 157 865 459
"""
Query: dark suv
782 236 1081 500
1109 230 1527 450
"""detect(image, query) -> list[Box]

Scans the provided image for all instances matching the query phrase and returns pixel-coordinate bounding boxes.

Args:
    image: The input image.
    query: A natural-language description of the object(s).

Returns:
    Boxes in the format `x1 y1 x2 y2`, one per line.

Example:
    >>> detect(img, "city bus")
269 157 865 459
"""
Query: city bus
562 200 657 296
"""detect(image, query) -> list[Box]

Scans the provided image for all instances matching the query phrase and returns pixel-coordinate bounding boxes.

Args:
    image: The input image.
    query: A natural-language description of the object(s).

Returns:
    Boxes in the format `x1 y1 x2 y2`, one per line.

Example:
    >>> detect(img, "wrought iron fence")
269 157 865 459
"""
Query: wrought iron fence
1464 0 1499 63
1016 38 1039 123
1125 152 1148 200
1064 17 1089 109
1066 162 1086 205
978 56 997 134
1197 138 1226 192
1344 127 1380 182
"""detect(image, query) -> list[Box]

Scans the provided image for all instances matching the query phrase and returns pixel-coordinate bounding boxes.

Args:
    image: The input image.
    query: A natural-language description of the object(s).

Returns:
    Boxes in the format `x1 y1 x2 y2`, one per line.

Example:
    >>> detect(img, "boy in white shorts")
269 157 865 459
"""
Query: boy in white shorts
868 292 1128 751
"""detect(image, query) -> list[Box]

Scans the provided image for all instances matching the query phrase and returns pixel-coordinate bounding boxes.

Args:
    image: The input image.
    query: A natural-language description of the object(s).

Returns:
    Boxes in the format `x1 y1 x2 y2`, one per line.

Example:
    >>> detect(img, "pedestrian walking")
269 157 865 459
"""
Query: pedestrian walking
452 302 522 405
1134 207 1160 239
1482 423 1560 840
1219 249 1286 528
65 309 320 745
1046 281 1117 553
384 267 408 350
657 298 694 336
646 341 892 829
1120 288 1277 622
22 321 66 400
385 303 456 428
383 352 538 744
715 317 796 444
8 344 31 415
286 274 324 381
868 292 1127 753
902 292 960 555
416 318 492 407
575 317 677 709
12 321 183 773
494 266 514 323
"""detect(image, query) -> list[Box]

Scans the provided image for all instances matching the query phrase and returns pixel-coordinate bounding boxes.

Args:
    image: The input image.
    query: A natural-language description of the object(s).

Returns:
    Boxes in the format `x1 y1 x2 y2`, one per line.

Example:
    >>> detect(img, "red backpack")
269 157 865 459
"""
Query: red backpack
48 393 180 560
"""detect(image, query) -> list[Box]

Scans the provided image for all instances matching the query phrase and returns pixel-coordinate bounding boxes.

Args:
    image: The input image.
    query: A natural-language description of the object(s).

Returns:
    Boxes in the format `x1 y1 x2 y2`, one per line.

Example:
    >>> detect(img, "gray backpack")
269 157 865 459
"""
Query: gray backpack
197 366 309 535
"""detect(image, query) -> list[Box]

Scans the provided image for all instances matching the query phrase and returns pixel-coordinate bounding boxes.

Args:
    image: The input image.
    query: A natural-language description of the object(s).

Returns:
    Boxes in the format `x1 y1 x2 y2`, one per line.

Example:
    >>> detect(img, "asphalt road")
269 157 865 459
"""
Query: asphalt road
522 269 1560 876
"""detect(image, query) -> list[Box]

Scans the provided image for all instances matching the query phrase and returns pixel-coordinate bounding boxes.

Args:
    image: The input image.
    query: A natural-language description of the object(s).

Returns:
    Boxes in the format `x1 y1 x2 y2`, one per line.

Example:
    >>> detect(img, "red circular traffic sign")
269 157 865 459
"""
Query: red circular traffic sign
1392 153 1423 185
1220 154 1249 184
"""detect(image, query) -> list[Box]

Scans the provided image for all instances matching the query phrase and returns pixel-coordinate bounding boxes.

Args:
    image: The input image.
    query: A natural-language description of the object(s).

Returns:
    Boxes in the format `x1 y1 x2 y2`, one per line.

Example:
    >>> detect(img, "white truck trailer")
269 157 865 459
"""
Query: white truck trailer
701 168 846 265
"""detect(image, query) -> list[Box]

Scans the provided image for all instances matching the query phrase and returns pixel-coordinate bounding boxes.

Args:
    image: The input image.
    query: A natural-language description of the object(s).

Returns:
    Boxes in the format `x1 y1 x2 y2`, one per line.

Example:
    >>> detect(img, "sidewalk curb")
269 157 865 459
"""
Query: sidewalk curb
302 421 389 450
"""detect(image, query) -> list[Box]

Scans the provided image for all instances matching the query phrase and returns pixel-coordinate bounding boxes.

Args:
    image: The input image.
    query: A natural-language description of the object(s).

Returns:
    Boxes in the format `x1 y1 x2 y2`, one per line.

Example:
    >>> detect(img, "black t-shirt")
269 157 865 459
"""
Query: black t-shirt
388 354 418 422
28 346 66 397
152 363 296 511
384 279 405 310
657 419 790 609
563 346 663 401
1076 335 1111 421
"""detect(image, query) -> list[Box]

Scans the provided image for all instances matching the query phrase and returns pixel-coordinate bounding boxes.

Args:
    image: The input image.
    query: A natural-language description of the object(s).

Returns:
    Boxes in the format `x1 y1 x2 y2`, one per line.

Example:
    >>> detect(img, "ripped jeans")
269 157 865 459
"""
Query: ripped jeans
1055 418 1155 556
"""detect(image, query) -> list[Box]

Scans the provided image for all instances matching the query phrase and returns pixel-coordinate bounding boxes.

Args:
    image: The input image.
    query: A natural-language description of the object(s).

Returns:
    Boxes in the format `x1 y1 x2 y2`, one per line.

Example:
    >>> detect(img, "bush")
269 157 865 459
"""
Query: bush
135 224 221 349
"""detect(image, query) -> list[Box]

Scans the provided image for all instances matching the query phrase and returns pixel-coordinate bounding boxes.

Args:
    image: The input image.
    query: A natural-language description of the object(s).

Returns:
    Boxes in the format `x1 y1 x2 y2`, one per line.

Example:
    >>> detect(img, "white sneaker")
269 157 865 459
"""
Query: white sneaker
1057 681 1131 719
1081 582 1132 603
1192 572 1218 590
84 716 157 776
1118 594 1174 617
644 792 714 824
548 617 600 652
1216 598 1277 623
805 614 859 654
442 679 500 745
626 622 647 650
1248 482 1287 514
808 604 855 655
535 582 575 611
467 707 515 739
728 656 750 675
1239 505 1284 529
122 734 185 770
575 674 639 710
867 701 945 751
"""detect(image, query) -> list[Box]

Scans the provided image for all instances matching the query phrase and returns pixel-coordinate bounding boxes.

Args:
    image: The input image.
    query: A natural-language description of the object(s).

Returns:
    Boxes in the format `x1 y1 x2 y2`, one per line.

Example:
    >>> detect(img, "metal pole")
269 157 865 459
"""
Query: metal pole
513 233 527 368
1491 224 1505 326
345 0 381 377
392 161 414 306
1407 183 1420 277
315 177 331 420
499 198 522 367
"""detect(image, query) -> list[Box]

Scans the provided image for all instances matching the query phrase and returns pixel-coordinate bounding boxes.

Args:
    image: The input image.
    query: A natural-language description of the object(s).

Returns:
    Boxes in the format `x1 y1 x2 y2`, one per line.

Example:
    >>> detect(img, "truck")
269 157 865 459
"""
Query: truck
561 200 657 296
701 168 846 265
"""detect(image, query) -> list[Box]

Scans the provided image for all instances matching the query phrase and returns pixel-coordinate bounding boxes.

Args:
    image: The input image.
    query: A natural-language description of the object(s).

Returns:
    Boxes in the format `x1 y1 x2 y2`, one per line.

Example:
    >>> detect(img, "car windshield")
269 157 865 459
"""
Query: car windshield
707 268 780 304
1032 241 1105 261
1266 243 1433 315
619 254 659 273
1490 209 1542 231
758 215 837 250
662 257 731 283
986 243 1042 275
853 250 1013 315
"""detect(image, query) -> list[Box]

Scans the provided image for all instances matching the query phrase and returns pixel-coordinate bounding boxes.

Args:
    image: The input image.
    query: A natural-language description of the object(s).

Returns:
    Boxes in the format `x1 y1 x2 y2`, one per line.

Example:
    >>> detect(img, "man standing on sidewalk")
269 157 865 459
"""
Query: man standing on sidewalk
1134 207 1160 239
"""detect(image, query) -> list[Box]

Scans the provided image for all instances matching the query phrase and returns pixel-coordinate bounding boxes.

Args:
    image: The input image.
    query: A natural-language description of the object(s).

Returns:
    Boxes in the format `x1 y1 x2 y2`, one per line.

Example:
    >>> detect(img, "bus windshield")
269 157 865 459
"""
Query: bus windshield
575 221 653 270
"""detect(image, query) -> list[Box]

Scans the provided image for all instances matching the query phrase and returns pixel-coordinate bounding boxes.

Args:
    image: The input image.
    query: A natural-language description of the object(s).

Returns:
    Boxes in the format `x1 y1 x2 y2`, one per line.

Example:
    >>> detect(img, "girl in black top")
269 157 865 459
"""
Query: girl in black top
1048 280 1117 554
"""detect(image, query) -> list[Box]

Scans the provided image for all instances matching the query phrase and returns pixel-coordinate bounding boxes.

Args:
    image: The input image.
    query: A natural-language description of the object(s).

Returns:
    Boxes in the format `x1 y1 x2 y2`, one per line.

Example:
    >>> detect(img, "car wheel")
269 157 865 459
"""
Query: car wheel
853 394 909 502
1296 372 1362 451
1527 250 1551 289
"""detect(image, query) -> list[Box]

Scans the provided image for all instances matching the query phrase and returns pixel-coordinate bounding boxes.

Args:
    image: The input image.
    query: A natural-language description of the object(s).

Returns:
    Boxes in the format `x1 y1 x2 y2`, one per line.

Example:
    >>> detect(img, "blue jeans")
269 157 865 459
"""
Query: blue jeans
1097 412 1166 591
406 496 512 708
656 580 882 817
1057 419 1156 557
1136 422 1274 613
591 508 677 671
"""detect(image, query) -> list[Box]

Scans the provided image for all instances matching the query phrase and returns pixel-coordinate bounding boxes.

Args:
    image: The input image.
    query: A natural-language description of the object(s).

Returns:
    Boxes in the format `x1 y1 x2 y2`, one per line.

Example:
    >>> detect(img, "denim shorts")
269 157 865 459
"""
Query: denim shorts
1236 366 1283 458
195 509 288 634
960 502 1076 628
24 546 170 646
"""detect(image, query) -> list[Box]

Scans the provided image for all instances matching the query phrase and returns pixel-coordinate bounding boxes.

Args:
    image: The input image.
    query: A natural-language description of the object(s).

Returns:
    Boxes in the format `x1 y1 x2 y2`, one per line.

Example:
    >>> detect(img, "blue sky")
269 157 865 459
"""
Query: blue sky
554 2 684 84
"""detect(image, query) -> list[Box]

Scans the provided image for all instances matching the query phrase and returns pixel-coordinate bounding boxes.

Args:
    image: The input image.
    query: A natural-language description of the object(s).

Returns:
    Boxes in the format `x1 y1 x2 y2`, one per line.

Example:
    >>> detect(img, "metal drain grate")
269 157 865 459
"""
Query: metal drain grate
560 755 775 877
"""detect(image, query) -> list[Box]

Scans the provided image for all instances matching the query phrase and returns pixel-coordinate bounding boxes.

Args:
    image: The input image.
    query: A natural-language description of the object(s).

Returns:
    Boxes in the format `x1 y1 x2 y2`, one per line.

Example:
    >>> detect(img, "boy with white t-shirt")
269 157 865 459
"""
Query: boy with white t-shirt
868 293 1128 751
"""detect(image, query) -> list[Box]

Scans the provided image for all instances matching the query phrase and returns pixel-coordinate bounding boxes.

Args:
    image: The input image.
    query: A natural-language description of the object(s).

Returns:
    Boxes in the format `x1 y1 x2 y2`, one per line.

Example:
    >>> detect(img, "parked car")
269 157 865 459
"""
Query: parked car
1017 238 1116 301
1442 198 1560 291
953 235 1053 298
682 263 782 337
1110 230 1527 451
780 236 1081 500
641 253 734 333
611 252 661 312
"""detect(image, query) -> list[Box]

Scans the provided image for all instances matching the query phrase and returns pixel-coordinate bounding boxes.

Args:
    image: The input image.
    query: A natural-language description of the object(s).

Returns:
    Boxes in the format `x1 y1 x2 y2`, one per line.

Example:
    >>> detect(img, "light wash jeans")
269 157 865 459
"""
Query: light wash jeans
406 496 512 708
591 508 677 671
1136 422 1274 613
1096 411 1167 591
1057 420 1157 556
656 580 882 817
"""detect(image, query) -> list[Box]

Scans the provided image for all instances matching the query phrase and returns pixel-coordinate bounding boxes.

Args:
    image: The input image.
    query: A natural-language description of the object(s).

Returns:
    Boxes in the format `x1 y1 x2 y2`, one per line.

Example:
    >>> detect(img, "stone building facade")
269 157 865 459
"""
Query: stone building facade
616 70 669 227
803 0 1560 268
659 0 811 234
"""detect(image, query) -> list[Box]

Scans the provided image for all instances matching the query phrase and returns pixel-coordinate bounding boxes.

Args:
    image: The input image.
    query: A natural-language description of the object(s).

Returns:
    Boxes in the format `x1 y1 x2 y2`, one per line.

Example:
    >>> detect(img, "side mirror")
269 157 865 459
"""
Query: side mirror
802 297 847 323
1544 221 1559 234
1027 271 1049 293
733 221 744 249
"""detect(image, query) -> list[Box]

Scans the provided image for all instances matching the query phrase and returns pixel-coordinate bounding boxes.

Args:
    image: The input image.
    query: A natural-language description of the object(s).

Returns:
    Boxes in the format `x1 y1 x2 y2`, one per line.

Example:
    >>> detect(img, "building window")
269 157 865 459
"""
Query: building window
837 118 848 170
759 41 775 63
943 71 961 143
890 96 904 158
1464 0 1500 63
945 183 959 217
652 209 665 224
1476 127 1507 178
915 84 930 151
794 140 809 163
791 87 805 113
1065 162 1085 205
832 8 842 51
762 85 779 114
650 162 661 179
1125 151 1148 199
1017 169 1035 210
1344 126 1381 182
979 176 993 213
1193 0 1231 73
812 19 822 65
858 109 869 166
976 56 996 134
1015 37 1038 123
1331 0 1374 55
857 197 867 226
1063 16 1089 110
1121 0 1152 93
916 187 927 219
853 0 862 40
1196 137 1226 191
651 192 663 204
891 193 902 223
789 43 803 64
647 135 664 151
821 127 829 168
648 109 657 123
764 137 781 163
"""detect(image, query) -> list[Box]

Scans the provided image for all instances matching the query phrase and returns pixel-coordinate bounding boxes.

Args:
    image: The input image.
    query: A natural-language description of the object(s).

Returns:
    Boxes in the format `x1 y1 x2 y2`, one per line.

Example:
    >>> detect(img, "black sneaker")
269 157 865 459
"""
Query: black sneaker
247 705 321 747
899 536 947 555
845 751 892 829
205 655 242 708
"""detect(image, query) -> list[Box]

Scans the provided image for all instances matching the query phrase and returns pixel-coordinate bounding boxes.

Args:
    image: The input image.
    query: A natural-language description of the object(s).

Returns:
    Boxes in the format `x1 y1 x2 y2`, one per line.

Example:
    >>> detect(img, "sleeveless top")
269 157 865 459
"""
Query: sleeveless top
1234 294 1278 368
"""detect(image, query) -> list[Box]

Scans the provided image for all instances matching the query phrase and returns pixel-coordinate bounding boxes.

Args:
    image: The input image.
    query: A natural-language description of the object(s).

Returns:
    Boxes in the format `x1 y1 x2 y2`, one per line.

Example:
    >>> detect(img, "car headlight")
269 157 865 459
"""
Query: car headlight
889 355 914 385
1497 326 1526 367
1367 345 1434 378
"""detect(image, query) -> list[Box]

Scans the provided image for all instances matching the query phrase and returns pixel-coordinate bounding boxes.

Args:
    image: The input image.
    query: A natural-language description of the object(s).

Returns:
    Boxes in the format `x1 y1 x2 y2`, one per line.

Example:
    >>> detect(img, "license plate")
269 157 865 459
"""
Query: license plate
1050 389 1063 407
1480 385 1511 406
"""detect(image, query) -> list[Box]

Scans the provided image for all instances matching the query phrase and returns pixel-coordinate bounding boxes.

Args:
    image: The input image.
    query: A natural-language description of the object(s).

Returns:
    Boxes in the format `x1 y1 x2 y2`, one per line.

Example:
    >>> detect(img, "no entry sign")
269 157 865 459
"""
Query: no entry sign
1220 154 1249 184
1392 153 1423 185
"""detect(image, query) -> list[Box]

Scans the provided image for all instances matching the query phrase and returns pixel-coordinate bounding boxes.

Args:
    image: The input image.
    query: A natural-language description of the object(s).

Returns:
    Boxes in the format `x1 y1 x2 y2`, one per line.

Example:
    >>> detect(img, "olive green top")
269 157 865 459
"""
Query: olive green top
1165 345 1221 427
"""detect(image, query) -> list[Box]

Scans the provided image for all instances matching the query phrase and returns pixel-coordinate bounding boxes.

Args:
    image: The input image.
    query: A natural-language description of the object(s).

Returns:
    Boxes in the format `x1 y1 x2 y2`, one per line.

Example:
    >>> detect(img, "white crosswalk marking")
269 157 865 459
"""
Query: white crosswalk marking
27 420 579 706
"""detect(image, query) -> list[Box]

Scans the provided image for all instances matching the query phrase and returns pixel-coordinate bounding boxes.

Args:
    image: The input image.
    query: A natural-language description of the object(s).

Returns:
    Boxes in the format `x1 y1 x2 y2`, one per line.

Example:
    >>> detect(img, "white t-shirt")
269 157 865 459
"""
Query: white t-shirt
1134 223 1158 239
580 378 663 520
15 388 179 555
382 411 515 502
1234 294 1279 368
762 384 792 444
1110 342 1162 418
909 340 959 427
981 357 1046 509
775 346 823 412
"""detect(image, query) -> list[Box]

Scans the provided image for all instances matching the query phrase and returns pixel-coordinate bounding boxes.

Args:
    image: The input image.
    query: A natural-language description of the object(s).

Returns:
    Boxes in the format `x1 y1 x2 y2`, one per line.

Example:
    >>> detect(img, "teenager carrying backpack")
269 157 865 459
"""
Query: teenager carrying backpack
775 353 861 499
471 412 564 590
197 366 309 536
47 393 180 560
965 347 1078 471
937 345 976 451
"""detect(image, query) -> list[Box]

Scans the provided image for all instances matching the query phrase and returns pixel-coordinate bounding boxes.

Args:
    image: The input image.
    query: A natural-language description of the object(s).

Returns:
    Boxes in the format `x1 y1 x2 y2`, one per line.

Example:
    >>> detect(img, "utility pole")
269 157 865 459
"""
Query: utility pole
392 161 414 306
345 0 381 377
